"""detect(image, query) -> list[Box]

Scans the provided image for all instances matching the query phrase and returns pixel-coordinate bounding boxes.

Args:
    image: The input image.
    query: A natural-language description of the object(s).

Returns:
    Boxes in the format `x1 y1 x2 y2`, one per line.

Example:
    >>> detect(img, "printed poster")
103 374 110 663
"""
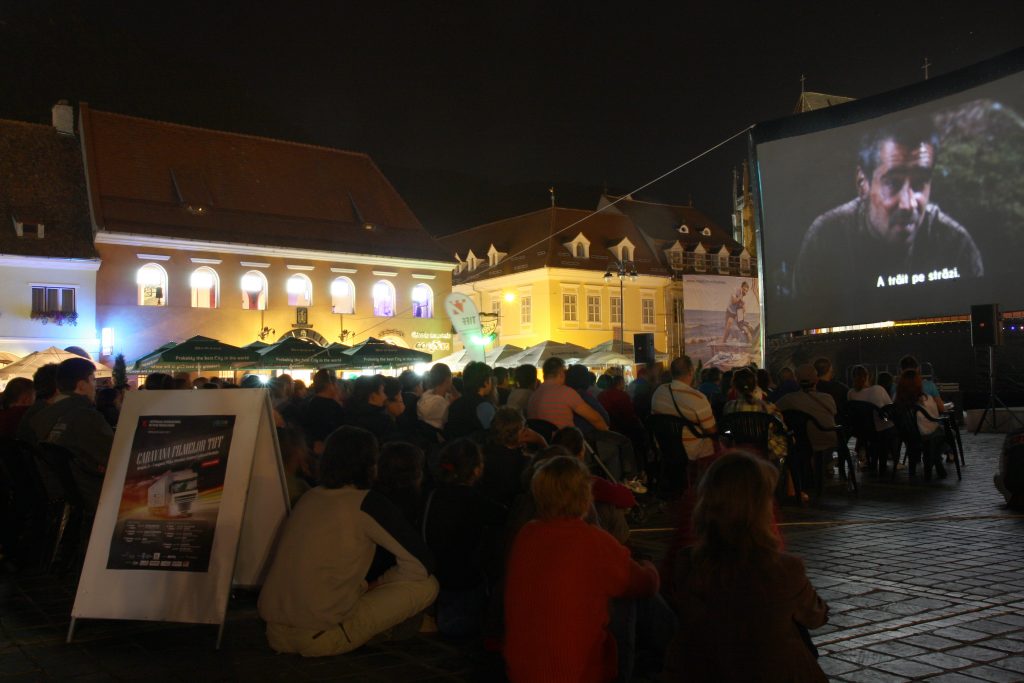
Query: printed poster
107 415 236 572
683 274 762 370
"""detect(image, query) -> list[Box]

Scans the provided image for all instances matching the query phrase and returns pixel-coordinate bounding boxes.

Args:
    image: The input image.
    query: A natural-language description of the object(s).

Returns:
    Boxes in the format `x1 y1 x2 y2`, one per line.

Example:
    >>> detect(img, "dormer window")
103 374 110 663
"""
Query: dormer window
487 244 508 267
466 249 482 271
664 241 685 270
611 237 635 264
13 218 44 239
563 232 591 260
693 244 707 273
739 249 752 275
701 227 712 237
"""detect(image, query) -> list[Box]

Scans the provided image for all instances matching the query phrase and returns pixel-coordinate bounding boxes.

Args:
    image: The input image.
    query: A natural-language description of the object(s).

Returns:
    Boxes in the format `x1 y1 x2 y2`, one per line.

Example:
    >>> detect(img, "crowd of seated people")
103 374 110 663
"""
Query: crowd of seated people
5 349 976 681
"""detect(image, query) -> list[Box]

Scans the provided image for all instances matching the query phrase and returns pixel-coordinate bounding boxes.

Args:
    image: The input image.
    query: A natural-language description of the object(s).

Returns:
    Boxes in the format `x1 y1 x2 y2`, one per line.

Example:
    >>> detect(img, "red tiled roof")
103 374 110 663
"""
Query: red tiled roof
0 119 97 259
438 206 669 284
79 105 449 262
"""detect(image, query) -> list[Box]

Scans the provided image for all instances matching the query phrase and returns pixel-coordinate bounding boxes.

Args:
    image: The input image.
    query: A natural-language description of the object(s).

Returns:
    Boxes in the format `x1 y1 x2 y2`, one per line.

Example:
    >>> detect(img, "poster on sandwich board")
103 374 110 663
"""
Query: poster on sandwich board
70 389 289 644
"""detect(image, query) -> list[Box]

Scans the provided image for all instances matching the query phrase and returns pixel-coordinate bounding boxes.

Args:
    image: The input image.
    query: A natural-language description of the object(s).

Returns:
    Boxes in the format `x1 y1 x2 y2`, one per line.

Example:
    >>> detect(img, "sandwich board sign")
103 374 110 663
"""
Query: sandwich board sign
69 388 289 647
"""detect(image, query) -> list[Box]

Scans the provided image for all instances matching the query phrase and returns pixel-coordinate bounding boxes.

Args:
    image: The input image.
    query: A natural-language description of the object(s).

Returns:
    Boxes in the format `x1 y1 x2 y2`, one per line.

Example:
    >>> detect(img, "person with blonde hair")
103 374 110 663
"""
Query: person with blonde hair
504 456 659 683
664 451 829 681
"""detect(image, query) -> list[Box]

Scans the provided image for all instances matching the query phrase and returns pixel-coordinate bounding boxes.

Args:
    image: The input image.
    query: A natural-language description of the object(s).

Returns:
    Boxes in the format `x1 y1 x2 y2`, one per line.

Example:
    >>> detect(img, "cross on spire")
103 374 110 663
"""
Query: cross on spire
922 57 931 80
800 74 806 93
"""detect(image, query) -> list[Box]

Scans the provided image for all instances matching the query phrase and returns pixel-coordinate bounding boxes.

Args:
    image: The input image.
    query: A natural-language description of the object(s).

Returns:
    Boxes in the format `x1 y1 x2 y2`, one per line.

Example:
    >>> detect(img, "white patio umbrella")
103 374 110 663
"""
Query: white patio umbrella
0 346 112 378
587 340 670 362
499 340 588 368
575 350 636 368
485 344 523 367
430 349 470 371
0 351 21 366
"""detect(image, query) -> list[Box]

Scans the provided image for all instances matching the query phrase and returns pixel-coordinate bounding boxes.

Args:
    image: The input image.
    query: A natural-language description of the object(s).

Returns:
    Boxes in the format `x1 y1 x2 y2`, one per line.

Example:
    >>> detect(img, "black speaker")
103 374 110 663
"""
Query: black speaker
633 333 655 365
971 304 1002 347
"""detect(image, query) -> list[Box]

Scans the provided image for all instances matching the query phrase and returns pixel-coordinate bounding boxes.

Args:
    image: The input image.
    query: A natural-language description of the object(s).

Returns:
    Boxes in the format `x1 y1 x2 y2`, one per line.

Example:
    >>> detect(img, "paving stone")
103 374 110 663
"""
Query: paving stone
990 655 1024 672
925 674 992 683
903 633 962 650
818 656 860 676
831 649 896 667
962 664 1024 682
932 626 993 643
839 668 911 683
914 650 976 669
873 657 943 677
961 621 1021 636
946 646 1009 662
867 641 928 657
978 638 1024 653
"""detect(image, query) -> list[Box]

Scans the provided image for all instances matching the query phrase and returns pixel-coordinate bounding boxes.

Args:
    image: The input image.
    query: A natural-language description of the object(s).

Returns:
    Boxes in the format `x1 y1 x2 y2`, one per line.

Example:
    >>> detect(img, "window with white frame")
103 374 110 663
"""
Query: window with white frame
412 283 433 318
331 277 355 314
694 252 706 273
137 263 168 306
190 266 219 308
610 296 622 324
586 294 601 323
641 298 655 325
373 280 396 317
718 254 729 273
562 293 578 322
241 271 268 310
520 295 532 325
740 255 752 275
575 243 586 259
31 286 75 315
669 250 683 269
286 273 313 307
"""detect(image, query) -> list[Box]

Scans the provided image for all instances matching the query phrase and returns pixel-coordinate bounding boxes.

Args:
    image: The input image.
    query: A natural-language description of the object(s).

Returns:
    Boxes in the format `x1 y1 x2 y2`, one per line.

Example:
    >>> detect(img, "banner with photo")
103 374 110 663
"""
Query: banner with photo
107 415 236 572
683 274 762 370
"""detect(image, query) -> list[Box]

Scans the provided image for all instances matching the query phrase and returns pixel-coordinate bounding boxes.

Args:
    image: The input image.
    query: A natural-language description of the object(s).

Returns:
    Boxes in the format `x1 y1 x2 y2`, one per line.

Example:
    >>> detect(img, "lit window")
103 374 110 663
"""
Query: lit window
286 274 313 307
412 283 433 319
31 286 75 315
331 277 355 314
373 280 396 317
575 243 586 259
587 294 601 323
562 293 578 322
718 254 729 273
642 298 655 326
137 263 168 306
190 267 219 308
520 296 532 325
694 253 706 273
670 251 683 269
241 271 268 310
610 296 622 324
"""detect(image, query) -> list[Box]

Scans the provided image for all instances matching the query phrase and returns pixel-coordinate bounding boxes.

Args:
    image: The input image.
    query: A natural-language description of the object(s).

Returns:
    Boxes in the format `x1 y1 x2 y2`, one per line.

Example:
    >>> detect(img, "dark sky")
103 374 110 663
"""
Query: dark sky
2 1 1021 235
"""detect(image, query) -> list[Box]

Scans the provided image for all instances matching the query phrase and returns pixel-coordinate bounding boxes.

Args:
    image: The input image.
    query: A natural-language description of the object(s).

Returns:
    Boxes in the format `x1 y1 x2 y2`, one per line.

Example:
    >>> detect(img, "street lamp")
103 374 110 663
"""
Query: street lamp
603 260 638 355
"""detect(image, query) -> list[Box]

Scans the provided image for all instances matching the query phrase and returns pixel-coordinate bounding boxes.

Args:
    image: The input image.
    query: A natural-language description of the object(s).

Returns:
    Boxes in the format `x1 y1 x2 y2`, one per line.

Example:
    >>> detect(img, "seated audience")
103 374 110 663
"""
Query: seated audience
479 408 543 508
651 355 718 467
527 357 608 432
768 367 800 403
893 355 944 414
664 451 828 681
278 426 312 506
847 365 896 472
423 439 507 637
506 364 537 415
776 364 837 453
565 364 611 440
300 369 345 455
258 426 438 656
504 456 659 683
894 369 947 480
368 441 427 583
445 362 496 440
697 367 723 403
814 357 849 418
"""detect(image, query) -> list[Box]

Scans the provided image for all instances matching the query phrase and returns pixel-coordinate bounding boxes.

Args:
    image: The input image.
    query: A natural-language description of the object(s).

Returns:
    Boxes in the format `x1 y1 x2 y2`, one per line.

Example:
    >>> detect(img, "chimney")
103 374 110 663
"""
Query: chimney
52 100 74 135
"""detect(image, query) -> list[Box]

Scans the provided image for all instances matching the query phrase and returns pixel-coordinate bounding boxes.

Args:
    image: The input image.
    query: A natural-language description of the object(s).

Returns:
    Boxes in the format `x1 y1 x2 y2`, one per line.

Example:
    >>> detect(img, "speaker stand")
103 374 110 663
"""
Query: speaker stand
974 345 1024 435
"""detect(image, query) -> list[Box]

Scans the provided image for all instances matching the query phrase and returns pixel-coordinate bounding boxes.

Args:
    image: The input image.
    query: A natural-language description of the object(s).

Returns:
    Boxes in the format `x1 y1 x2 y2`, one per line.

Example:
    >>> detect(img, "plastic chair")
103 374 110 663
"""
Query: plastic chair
886 403 961 481
719 411 786 456
782 409 857 499
647 413 713 498
846 400 898 475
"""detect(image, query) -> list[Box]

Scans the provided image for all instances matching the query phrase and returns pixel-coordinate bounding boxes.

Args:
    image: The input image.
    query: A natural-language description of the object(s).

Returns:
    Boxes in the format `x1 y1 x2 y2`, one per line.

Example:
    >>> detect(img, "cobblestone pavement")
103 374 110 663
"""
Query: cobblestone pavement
0 433 1021 681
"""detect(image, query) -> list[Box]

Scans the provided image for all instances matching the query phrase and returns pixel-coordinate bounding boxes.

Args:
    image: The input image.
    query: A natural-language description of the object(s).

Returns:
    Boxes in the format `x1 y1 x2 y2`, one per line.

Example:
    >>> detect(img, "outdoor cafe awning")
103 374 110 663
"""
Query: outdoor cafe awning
319 337 431 370
132 336 259 373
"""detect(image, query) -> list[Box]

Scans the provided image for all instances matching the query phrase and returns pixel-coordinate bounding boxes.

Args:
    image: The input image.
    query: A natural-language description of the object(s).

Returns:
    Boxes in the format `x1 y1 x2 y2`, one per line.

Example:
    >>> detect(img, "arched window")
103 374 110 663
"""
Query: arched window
575 243 586 258
373 280 396 317
412 283 433 319
330 277 355 314
286 274 313 307
137 263 168 306
241 270 268 310
190 267 219 308
622 246 633 262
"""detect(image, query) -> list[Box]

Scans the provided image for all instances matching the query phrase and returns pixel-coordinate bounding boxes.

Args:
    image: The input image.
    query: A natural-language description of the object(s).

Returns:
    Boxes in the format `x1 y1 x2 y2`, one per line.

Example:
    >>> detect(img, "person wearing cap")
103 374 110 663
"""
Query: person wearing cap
776 364 838 453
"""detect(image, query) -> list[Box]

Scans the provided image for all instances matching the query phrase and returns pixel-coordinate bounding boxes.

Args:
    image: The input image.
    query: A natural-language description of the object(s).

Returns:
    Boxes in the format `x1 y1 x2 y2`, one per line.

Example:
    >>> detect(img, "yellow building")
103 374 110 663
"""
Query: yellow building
77 105 454 367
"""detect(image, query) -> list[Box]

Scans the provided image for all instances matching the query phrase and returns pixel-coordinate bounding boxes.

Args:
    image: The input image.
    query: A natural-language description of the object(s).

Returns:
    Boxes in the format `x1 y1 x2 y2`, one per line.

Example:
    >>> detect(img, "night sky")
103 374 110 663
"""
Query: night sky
2 1 1021 235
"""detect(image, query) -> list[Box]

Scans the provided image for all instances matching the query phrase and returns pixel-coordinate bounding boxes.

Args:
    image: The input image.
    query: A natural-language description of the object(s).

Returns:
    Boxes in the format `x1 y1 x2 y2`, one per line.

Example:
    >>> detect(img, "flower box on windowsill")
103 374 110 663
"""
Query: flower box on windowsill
31 310 78 326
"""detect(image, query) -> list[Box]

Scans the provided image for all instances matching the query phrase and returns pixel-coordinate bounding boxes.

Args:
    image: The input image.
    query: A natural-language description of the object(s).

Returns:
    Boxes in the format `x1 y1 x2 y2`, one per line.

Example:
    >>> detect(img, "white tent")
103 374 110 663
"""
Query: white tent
497 341 588 368
430 344 523 372
574 350 636 368
0 351 21 366
430 349 470 371
0 346 112 379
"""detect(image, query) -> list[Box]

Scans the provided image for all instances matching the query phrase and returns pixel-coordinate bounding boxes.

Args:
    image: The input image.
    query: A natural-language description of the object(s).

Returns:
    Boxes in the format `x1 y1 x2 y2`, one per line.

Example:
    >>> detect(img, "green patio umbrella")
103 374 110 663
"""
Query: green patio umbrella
250 336 324 369
308 342 351 368
134 336 259 373
323 337 431 370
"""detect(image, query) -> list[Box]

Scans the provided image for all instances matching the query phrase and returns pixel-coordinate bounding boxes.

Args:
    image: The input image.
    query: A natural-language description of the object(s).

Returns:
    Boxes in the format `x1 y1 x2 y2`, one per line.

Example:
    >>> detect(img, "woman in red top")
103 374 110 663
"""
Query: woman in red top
504 456 659 683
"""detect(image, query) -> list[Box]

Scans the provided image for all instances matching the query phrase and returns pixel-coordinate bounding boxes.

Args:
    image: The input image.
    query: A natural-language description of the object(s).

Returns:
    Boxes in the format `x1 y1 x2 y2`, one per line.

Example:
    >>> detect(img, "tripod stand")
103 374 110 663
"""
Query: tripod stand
974 344 1024 435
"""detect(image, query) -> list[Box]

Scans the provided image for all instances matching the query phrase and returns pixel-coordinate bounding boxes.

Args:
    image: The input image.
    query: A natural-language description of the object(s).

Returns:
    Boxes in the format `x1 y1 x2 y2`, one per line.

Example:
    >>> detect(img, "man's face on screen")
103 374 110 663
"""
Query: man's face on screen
862 139 934 245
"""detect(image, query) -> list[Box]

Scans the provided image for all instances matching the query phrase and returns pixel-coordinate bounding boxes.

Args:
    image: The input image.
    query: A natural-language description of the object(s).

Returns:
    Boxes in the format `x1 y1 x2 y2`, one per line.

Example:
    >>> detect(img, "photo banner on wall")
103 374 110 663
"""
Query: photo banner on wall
683 274 762 370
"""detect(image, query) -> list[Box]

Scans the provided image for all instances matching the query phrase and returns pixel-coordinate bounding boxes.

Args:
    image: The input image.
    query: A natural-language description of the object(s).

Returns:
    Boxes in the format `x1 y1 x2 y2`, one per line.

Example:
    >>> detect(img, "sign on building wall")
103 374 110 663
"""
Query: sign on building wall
682 275 762 370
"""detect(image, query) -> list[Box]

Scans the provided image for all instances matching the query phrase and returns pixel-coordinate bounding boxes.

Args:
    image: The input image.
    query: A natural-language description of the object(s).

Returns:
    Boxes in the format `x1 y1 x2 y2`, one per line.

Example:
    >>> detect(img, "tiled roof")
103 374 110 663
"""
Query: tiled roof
598 193 744 260
795 91 855 113
0 119 97 259
438 206 669 284
79 105 449 263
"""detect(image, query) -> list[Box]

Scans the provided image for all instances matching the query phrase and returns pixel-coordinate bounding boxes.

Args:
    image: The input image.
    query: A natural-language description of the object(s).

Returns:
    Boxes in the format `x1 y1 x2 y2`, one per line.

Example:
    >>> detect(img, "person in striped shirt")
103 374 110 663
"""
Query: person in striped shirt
651 355 717 461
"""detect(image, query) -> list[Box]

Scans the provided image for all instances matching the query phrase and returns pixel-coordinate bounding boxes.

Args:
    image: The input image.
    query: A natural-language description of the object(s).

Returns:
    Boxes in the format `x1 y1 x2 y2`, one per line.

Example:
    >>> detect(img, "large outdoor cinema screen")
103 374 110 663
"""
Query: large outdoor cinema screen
755 51 1024 336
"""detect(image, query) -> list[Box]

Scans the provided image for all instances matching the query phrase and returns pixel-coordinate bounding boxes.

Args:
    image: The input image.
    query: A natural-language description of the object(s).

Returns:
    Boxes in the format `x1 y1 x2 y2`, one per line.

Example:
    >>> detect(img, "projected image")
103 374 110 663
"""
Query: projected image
757 68 1024 335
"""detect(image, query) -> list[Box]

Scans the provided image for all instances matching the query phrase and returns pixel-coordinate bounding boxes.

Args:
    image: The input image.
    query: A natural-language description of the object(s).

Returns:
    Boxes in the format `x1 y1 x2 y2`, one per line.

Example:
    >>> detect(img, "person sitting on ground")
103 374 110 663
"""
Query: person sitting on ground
527 357 609 433
29 358 114 512
367 441 427 585
847 365 897 473
564 364 611 440
342 375 396 441
664 450 829 681
417 363 457 432
445 361 497 440
894 369 948 480
422 439 507 637
479 407 545 508
551 426 635 545
258 426 438 656
299 369 345 456
0 377 34 438
506 364 538 415
504 456 660 683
